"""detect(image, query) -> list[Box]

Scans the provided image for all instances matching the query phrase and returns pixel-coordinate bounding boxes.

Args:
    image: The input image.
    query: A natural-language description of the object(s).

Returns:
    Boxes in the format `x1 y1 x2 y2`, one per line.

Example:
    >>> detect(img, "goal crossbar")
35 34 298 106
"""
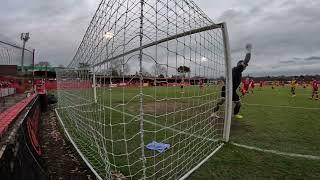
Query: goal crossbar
92 23 223 67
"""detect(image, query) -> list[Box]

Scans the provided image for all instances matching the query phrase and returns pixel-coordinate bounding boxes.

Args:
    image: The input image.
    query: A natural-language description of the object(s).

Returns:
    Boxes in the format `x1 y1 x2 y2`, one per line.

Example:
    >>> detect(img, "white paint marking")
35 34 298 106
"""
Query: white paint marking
231 142 320 160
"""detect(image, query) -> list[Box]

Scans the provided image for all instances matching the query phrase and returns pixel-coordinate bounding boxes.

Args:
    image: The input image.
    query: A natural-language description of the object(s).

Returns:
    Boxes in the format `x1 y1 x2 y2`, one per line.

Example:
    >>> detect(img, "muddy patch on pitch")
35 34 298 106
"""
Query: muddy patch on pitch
128 101 190 114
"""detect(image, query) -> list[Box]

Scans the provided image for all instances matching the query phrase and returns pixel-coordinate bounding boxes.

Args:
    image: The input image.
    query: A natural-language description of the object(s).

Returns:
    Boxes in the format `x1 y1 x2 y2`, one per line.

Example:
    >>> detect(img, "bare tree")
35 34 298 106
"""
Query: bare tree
141 67 152 77
35 61 50 67
177 66 191 78
78 62 90 68
110 60 130 76
152 64 166 77
78 62 90 77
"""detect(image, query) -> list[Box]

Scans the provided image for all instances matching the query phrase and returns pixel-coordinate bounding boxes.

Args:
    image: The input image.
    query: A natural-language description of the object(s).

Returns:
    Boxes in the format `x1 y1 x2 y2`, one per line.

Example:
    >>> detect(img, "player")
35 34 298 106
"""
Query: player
241 78 250 97
311 79 319 100
199 79 204 91
249 79 255 94
180 80 184 93
303 81 307 89
290 79 297 97
259 80 263 90
271 81 275 89
213 43 252 119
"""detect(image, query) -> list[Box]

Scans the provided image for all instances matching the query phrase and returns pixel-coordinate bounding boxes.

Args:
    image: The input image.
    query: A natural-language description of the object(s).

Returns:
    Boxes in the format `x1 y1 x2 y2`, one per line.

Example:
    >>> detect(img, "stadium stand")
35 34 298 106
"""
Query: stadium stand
0 93 36 137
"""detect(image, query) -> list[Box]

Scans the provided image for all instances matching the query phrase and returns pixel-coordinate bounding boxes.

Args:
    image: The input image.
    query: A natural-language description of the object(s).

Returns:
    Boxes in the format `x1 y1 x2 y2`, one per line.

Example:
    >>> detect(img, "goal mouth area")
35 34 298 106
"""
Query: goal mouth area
56 101 224 144
55 90 225 179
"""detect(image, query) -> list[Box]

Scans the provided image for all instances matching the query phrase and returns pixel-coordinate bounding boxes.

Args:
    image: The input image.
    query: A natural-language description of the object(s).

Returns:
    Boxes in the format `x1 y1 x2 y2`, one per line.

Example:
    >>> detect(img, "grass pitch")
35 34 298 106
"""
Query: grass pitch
56 85 320 179
192 85 320 179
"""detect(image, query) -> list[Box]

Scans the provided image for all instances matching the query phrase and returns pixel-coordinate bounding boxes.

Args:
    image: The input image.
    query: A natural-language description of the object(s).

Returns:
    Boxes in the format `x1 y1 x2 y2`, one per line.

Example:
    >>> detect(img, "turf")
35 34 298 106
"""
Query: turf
190 143 320 180
191 86 320 179
232 86 320 156
56 85 320 179
57 85 224 179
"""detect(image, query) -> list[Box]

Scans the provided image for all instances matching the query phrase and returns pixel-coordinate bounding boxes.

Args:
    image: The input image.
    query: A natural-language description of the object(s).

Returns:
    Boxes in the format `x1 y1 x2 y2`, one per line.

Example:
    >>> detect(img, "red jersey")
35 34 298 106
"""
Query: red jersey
250 80 255 88
199 80 204 87
259 81 263 87
243 80 250 90
312 80 318 90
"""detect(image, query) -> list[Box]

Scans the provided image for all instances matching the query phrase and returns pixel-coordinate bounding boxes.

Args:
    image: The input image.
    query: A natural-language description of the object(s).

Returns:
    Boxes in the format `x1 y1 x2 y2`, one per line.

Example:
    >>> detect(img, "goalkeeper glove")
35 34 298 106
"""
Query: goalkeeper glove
246 43 252 53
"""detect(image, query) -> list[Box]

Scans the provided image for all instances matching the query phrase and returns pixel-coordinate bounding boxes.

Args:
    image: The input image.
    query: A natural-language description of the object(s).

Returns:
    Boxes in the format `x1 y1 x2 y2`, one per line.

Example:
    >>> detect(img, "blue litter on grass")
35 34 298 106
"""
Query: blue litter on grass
146 141 170 153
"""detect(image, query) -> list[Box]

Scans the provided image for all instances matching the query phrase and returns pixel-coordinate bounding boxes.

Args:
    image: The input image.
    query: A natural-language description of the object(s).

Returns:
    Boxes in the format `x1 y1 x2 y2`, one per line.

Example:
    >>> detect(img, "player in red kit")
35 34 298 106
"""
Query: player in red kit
241 78 250 97
259 81 263 90
249 79 255 94
199 79 204 88
311 79 319 100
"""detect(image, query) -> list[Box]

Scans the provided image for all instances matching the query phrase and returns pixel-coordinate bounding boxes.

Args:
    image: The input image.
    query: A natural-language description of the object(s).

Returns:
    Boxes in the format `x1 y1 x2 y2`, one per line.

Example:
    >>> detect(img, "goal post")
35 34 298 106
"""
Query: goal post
221 22 233 143
55 0 233 179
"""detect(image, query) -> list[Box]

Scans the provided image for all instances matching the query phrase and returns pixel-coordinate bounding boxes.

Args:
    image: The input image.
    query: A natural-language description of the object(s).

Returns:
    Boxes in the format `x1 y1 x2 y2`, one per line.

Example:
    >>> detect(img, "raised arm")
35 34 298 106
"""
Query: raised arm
234 44 253 72
244 43 252 65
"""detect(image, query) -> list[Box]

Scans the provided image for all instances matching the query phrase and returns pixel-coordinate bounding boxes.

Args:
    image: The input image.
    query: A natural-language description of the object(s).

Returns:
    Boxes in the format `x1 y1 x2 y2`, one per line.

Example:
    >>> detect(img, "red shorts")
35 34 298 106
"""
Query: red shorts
241 88 247 95
313 88 318 92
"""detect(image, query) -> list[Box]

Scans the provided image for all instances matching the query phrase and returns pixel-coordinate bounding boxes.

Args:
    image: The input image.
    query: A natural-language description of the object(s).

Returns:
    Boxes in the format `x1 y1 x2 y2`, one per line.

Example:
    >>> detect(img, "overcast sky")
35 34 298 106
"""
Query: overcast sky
1 0 320 76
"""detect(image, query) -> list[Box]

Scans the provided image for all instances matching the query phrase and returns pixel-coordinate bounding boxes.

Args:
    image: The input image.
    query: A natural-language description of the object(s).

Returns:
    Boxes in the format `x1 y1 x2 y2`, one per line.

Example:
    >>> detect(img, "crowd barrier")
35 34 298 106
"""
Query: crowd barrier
0 94 46 180
56 82 195 90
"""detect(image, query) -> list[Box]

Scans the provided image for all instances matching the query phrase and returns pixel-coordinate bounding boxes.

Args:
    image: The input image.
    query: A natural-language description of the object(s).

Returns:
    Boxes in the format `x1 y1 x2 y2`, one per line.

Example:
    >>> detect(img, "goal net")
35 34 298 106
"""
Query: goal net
55 0 232 179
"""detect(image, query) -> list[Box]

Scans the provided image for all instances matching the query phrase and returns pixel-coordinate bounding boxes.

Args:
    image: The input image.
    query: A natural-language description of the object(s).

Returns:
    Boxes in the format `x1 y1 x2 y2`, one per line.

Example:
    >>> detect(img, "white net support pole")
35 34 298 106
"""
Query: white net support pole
138 0 147 179
221 22 233 142
93 67 97 103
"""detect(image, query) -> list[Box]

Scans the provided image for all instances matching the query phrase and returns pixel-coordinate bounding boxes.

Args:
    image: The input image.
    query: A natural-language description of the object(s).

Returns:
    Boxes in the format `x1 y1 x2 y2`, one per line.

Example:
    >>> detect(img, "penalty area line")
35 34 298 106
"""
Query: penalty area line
231 142 320 160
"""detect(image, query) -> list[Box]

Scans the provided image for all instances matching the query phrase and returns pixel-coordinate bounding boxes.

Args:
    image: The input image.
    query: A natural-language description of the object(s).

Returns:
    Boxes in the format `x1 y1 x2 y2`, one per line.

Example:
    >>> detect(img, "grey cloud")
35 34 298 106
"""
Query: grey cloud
0 0 99 66
215 0 320 75
1 0 320 76
305 56 320 61
280 60 295 64
290 56 320 62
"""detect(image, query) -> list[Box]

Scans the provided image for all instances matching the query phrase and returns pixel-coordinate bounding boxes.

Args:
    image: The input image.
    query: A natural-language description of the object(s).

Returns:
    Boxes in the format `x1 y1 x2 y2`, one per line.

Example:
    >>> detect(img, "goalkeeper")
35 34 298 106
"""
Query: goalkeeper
213 43 252 119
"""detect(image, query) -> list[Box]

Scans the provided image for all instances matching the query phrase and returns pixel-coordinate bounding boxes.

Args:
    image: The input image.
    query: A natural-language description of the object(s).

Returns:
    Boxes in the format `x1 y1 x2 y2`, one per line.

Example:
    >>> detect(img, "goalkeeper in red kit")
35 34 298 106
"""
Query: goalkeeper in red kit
213 43 252 119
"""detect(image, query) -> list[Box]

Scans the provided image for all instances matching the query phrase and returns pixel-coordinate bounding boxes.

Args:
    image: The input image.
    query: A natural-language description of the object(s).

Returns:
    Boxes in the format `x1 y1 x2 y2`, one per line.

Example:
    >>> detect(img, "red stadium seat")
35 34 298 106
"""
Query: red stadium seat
0 94 36 137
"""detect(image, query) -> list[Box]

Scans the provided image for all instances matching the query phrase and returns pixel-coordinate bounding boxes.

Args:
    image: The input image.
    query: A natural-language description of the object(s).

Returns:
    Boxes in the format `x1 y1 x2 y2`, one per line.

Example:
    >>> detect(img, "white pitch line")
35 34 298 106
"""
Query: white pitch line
243 103 320 110
54 109 104 180
179 143 224 180
231 142 320 160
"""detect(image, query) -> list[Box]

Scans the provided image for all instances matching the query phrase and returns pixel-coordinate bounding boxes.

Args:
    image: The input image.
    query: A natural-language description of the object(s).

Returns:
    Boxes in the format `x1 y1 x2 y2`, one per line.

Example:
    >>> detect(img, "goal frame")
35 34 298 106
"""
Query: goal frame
55 0 233 176
55 21 233 180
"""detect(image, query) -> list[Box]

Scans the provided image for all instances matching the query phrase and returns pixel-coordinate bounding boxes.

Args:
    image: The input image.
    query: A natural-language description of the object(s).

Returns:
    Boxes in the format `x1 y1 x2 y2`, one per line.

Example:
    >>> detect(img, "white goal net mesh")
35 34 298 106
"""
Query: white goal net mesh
56 0 230 179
